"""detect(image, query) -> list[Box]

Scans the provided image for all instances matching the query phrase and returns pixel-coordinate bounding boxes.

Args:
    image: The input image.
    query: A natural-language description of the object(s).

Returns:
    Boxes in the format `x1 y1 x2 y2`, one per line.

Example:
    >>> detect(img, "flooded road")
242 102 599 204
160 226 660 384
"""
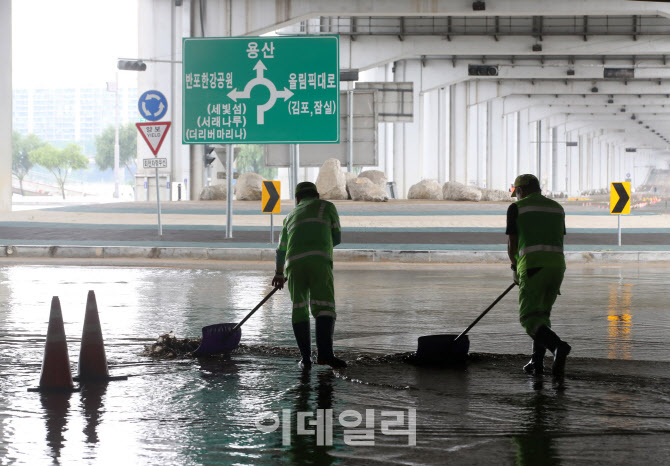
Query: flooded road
1 262 669 464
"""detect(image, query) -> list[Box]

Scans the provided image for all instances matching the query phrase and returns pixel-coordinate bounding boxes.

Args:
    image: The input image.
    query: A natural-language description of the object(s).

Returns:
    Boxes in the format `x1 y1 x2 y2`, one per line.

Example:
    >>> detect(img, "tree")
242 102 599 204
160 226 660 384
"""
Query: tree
236 144 277 180
12 131 44 195
94 123 138 180
29 143 89 199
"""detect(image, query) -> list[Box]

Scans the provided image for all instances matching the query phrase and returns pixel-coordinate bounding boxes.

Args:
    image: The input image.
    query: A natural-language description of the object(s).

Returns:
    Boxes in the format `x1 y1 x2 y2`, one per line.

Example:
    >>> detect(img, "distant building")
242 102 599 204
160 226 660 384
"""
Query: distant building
12 87 138 154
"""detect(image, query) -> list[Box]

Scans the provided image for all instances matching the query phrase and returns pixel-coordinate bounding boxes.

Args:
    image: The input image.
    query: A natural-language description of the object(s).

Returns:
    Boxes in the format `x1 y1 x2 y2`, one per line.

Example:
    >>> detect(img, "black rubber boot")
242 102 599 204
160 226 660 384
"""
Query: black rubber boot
534 325 571 377
292 321 312 370
315 316 347 369
523 340 546 375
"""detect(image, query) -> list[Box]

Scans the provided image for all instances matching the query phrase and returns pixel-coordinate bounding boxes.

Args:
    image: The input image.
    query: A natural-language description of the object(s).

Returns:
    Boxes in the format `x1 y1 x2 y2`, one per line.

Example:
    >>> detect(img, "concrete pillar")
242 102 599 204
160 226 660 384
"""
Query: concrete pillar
437 87 448 183
553 125 568 194
602 143 612 189
619 147 627 181
577 135 584 193
607 143 614 186
384 63 394 181
385 122 394 183
551 126 558 193
591 138 603 189
138 0 192 200
422 89 438 180
582 135 591 192
476 102 486 187
466 97 479 186
566 129 575 195
566 131 579 196
597 139 605 189
417 91 426 181
0 1 11 212
593 139 600 190
532 121 540 181
505 112 518 189
393 60 422 198
538 119 551 189
615 146 622 182
487 98 506 190
589 137 597 191
518 109 532 175
449 82 468 184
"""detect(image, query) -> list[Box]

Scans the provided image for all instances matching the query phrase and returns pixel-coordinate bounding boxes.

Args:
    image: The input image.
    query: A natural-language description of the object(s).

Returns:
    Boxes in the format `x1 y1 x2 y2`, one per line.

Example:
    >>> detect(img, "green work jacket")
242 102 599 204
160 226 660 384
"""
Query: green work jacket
514 192 566 274
276 197 341 271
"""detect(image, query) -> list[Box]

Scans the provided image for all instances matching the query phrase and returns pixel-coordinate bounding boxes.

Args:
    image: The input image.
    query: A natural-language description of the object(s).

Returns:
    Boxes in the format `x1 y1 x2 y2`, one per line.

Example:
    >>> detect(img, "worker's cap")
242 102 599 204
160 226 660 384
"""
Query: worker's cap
511 174 540 197
295 181 319 197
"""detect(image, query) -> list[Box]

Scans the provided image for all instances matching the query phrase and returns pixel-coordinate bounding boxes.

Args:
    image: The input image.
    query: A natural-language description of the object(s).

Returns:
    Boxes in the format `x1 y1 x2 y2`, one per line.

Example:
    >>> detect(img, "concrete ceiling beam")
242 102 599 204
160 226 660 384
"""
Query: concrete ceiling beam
528 107 670 122
233 0 670 36
348 34 670 71
502 94 670 114
468 79 670 105
418 59 670 93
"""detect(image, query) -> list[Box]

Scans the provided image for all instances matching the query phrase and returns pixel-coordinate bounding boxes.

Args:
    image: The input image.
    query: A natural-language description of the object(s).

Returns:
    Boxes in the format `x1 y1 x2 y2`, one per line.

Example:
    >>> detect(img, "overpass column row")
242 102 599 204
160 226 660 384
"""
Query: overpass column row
378 82 647 197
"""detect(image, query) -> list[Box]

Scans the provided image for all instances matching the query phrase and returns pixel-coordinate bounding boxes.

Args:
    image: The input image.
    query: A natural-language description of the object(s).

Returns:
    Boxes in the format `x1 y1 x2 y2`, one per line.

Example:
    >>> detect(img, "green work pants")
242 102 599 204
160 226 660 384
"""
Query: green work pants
518 267 565 337
287 257 336 324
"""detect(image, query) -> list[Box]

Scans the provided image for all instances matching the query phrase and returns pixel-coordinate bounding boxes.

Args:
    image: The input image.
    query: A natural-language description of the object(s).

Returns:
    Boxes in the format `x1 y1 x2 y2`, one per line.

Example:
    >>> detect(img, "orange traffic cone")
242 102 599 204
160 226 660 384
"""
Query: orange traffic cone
28 297 78 392
75 291 127 382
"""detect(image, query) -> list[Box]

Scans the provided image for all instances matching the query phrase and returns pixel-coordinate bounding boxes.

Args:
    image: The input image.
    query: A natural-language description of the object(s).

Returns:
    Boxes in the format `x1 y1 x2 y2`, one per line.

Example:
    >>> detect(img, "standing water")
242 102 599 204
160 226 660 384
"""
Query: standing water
0 263 669 464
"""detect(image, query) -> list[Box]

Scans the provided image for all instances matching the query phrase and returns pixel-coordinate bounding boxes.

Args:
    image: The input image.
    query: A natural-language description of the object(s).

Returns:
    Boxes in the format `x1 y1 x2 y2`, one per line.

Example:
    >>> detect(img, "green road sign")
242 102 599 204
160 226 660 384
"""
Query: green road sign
183 36 340 144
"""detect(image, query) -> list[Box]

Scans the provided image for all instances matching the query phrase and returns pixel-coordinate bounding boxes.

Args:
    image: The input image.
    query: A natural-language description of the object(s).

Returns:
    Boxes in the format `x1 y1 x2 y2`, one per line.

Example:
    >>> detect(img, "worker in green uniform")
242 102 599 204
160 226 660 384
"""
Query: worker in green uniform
506 174 571 377
272 181 347 370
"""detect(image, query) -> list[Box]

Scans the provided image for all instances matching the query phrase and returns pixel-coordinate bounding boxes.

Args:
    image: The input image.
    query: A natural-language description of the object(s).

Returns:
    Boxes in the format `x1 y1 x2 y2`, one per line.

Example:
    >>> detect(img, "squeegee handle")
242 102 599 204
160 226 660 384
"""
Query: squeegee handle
454 282 517 343
232 286 280 332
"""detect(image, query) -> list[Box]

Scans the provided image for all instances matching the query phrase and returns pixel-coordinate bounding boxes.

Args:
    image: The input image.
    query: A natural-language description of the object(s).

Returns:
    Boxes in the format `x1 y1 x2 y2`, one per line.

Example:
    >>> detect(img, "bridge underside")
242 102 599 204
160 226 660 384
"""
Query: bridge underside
9 0 668 206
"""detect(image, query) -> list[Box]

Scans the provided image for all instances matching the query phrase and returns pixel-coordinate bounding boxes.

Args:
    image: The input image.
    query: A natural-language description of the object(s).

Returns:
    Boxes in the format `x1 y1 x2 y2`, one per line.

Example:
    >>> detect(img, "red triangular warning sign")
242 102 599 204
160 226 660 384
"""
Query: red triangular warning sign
136 122 171 156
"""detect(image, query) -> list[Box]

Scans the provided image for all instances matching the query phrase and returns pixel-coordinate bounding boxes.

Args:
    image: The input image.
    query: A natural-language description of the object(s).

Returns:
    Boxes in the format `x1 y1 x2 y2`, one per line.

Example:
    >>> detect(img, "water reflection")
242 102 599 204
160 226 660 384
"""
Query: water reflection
40 392 72 463
80 383 107 445
287 370 337 465
512 393 562 466
607 282 634 360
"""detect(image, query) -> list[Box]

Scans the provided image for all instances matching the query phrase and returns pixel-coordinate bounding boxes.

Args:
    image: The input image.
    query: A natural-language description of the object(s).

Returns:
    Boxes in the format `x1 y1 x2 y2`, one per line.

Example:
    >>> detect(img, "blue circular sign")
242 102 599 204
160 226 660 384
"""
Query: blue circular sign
138 90 168 121
626 173 631 178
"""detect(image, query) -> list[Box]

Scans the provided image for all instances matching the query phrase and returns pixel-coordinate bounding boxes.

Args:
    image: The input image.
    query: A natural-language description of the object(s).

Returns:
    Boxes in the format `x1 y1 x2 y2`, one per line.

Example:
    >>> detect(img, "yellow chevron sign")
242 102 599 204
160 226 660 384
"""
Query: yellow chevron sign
610 182 631 215
262 181 281 214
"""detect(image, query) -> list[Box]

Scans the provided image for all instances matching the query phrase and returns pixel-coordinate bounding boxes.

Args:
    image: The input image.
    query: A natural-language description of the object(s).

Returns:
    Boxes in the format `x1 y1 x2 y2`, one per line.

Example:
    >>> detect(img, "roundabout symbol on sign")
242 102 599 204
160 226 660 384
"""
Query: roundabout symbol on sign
227 60 294 124
138 90 168 121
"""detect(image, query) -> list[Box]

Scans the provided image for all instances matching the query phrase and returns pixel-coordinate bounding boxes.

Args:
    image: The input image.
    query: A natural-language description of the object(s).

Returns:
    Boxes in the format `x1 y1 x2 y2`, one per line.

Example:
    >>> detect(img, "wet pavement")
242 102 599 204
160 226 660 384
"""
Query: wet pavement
1 262 669 464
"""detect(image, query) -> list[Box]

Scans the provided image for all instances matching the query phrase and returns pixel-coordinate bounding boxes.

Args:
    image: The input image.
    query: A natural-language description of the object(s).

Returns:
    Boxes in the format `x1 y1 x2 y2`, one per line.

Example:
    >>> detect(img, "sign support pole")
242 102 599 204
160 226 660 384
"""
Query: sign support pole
347 89 354 172
618 215 621 247
155 167 163 236
226 144 234 239
288 145 294 199
295 144 300 186
270 213 274 244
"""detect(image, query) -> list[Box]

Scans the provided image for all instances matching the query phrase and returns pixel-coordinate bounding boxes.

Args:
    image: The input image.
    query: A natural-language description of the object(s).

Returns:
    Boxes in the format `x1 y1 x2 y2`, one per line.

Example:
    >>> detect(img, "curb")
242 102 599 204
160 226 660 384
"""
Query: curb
2 245 670 264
